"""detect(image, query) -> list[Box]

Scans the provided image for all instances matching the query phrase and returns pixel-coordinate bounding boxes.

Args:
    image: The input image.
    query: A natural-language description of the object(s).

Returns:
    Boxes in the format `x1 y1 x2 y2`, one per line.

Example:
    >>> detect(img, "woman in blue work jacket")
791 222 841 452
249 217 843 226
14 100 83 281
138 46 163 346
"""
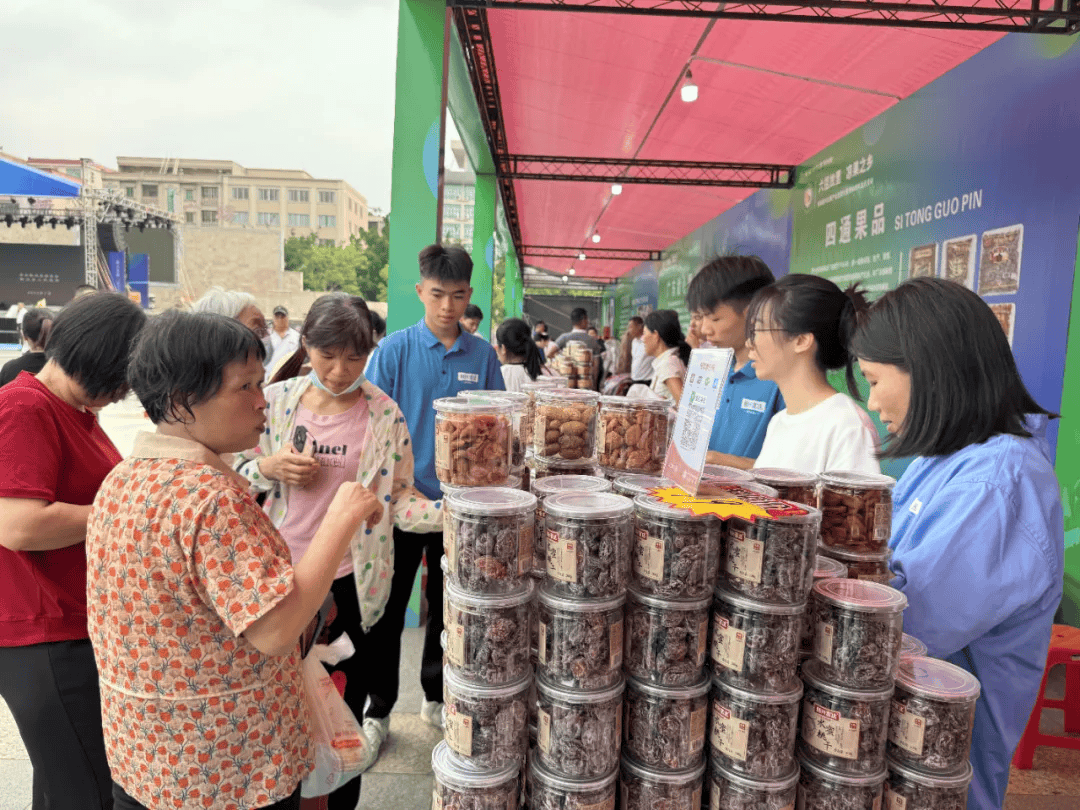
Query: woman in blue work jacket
851 277 1064 810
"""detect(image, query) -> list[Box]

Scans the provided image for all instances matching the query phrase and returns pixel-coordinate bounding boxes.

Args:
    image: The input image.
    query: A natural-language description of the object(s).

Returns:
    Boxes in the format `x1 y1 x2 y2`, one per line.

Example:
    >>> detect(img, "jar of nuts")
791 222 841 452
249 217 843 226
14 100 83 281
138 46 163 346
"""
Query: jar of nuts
434 397 513 487
521 378 569 448
533 388 600 462
818 471 896 555
596 397 671 475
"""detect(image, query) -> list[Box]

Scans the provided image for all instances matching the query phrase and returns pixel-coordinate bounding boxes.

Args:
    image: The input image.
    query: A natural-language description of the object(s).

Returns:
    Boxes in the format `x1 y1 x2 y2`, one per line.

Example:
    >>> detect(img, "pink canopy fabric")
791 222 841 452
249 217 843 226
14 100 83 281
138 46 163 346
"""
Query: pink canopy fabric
486 9 1002 280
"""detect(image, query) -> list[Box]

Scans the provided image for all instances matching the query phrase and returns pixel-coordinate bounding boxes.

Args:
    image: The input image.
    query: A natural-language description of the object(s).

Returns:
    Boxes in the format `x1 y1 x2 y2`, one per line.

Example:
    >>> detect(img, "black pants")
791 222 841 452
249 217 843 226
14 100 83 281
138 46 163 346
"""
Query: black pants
113 782 301 809
365 528 444 717
0 638 113 810
321 574 366 810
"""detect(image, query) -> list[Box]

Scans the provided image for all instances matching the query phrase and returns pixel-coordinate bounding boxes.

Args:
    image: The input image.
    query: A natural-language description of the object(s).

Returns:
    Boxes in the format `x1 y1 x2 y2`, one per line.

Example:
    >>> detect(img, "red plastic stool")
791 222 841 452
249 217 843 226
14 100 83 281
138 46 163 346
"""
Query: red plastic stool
1012 624 1080 769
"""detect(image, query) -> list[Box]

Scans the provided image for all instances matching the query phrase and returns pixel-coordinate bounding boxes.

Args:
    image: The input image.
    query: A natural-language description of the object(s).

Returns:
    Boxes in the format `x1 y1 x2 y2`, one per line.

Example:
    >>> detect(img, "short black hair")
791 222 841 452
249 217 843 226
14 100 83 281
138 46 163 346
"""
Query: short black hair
570 307 589 326
128 311 266 425
629 316 644 326
686 255 775 314
464 304 483 321
535 320 546 328
851 277 1054 458
272 293 374 384
21 307 54 346
46 292 147 399
370 311 387 338
419 244 472 283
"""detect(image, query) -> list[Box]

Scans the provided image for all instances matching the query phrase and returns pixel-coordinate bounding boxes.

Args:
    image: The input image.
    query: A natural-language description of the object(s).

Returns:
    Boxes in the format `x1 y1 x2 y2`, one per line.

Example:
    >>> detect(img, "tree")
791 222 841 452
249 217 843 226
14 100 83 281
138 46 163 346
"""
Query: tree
284 225 389 301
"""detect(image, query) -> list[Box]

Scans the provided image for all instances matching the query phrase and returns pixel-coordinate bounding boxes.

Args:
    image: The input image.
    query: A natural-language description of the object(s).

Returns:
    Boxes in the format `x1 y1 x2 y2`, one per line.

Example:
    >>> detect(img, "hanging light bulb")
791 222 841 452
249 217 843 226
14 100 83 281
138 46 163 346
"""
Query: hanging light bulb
611 184 623 196
562 275 569 282
680 69 698 103
578 252 586 260
569 268 576 276
591 233 601 243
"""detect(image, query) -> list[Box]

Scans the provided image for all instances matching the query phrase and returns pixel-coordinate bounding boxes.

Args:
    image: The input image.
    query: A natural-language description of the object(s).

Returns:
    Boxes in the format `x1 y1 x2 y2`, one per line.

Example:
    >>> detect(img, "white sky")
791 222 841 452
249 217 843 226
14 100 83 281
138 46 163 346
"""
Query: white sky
0 0 401 211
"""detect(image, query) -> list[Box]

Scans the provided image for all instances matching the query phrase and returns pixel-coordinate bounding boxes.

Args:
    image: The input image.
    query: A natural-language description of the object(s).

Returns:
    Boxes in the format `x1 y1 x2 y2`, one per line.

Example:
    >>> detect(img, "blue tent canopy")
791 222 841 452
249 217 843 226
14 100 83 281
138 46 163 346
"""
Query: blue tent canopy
0 156 81 197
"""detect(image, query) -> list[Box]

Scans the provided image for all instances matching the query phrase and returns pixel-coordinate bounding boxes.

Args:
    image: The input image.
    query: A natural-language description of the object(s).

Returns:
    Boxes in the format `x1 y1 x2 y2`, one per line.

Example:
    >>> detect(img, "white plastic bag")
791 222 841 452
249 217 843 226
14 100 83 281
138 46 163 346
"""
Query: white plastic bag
300 636 366 798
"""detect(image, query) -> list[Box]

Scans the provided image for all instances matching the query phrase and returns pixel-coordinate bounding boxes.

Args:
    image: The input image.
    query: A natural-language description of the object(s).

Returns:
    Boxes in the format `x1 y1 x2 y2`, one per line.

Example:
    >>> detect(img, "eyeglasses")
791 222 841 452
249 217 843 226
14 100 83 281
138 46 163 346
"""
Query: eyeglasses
747 327 789 343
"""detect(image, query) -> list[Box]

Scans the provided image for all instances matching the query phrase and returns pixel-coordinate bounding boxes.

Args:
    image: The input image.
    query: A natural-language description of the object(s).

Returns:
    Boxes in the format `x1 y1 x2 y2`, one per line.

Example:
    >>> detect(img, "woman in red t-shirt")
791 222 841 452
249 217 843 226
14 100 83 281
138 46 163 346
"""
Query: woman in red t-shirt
0 292 146 810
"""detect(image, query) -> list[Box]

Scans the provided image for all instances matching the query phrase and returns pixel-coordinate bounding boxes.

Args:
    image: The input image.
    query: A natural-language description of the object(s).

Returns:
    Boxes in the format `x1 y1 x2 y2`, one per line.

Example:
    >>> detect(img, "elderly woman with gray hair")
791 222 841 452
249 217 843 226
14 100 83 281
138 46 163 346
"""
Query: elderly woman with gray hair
192 286 269 340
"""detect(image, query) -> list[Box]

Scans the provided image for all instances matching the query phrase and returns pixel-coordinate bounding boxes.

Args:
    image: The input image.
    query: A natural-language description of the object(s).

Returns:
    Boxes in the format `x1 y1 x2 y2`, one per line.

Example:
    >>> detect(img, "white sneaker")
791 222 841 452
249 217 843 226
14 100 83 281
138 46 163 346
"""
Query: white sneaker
363 715 391 751
420 699 444 729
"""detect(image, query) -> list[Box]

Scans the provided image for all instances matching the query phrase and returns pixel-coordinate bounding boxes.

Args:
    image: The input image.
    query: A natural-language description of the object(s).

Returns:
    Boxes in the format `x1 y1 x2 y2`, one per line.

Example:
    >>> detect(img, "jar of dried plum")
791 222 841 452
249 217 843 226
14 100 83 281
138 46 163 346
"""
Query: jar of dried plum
799 659 894 776
435 397 514 487
706 760 799 810
885 757 973 810
809 578 907 689
529 454 603 482
528 758 617 810
596 397 671 475
632 495 722 599
533 389 600 462
443 576 533 686
887 656 980 773
751 467 820 508
624 589 712 687
521 379 565 449
445 486 538 594
796 754 886 810
620 756 706 810
900 633 928 661
535 674 625 779
708 674 802 779
801 556 848 653
820 546 893 585
431 739 519 810
818 471 895 555
623 674 710 772
461 389 530 470
532 475 612 579
542 492 634 599
611 473 666 498
709 587 804 693
720 505 822 605
443 666 530 769
537 585 624 690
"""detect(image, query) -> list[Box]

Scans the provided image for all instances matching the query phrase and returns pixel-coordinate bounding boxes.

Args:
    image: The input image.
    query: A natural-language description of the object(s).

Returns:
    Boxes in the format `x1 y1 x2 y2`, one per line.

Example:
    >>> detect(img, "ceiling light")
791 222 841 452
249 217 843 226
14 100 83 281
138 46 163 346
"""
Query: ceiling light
591 234 601 243
611 184 622 196
562 275 569 282
680 69 698 103
578 252 586 260
569 268 576 276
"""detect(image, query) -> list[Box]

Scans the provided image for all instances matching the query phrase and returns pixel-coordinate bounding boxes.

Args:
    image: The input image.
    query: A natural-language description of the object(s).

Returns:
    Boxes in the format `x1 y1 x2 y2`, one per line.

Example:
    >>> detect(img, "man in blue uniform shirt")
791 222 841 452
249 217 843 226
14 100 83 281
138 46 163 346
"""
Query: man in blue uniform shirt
364 244 504 749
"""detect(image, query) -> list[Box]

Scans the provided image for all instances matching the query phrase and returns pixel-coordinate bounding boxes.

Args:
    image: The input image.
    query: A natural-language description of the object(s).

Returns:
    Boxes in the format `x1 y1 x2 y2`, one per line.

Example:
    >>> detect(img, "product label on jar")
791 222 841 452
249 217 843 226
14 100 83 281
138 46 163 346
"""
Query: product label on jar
432 788 442 810
596 415 606 454
710 701 749 761
710 616 746 673
884 787 906 810
538 707 551 753
548 530 578 583
711 787 720 810
446 515 457 573
691 786 701 810
815 622 834 665
725 527 764 584
436 429 450 474
802 702 860 760
615 701 622 743
690 705 707 752
696 615 710 666
518 524 534 575
889 701 926 756
578 798 615 810
610 618 624 669
874 795 883 810
536 506 546 531
507 794 517 810
446 617 465 668
874 502 891 543
538 621 547 664
445 704 473 756
634 526 665 582
534 414 546 447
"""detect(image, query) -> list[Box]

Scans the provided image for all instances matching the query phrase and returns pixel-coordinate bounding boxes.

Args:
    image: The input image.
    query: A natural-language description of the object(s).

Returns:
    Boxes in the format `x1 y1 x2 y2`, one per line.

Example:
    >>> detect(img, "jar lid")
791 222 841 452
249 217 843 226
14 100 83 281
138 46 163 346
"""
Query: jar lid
895 656 981 702
697 480 780 500
612 474 667 498
709 759 800 793
729 504 822 527
634 493 716 521
536 672 625 704
461 390 529 409
447 486 537 517
801 659 895 701
598 395 671 413
627 673 710 701
701 464 755 483
713 585 806 616
535 388 600 404
537 583 625 613
812 578 908 614
620 754 706 785
521 378 565 393
529 758 618 793
814 555 848 580
798 750 887 787
431 740 518 789
628 586 712 612
443 665 532 699
533 475 612 498
530 456 602 473
751 468 819 488
711 672 803 705
434 396 512 415
543 491 633 521
887 756 974 789
445 576 535 609
820 470 896 490
900 633 928 659
820 546 892 563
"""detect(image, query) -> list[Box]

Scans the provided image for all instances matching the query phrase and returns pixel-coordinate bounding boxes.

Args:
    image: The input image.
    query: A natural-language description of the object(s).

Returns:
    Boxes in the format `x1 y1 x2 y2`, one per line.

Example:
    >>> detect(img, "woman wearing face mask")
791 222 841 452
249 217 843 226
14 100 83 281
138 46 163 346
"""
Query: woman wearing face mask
744 274 879 475
234 294 441 801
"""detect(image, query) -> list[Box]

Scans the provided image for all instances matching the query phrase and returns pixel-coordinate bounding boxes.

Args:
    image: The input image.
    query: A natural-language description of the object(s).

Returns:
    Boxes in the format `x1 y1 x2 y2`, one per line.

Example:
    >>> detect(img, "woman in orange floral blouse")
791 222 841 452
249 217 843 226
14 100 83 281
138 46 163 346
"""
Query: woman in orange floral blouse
86 312 383 810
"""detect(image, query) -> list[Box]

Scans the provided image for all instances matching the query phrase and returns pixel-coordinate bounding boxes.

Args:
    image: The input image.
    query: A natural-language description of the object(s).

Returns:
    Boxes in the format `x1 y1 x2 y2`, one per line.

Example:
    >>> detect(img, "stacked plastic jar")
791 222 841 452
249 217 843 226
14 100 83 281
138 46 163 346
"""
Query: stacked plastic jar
610 473 666 496
519 378 570 490
461 390 530 487
817 471 896 557
532 490 634 810
596 397 671 476
434 397 514 487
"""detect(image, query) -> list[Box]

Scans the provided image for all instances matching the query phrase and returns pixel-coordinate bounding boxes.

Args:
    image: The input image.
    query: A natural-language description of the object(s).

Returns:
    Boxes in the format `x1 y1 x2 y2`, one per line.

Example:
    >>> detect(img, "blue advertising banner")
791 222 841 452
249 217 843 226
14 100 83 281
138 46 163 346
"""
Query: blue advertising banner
107 251 125 293
127 253 150 309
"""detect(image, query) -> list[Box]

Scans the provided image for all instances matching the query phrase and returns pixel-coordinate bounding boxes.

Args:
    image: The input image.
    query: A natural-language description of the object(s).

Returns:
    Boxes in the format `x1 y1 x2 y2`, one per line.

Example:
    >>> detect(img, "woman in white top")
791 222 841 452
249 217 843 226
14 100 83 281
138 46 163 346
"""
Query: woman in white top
641 309 691 402
496 317 551 392
746 274 880 475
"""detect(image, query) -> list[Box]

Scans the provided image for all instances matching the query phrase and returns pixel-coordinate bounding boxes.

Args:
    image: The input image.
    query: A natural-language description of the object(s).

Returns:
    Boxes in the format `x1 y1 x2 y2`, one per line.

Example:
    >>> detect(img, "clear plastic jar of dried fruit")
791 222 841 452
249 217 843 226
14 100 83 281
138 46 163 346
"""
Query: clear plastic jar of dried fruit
611 473 666 498
596 397 671 475
431 739 520 810
799 659 894 776
707 760 799 810
442 577 533 686
537 585 624 690
885 757 973 810
820 546 893 585
529 453 603 483
709 586 804 693
887 656 980 773
542 492 634 599
796 754 886 810
533 388 600 462
809 578 907 689
623 675 710 772
751 468 820 508
461 389 530 469
532 475 612 579
528 758 617 810
619 756 706 810
720 505 822 605
434 397 513 486
443 666 530 769
801 556 849 652
632 495 722 599
535 674 625 779
818 471 896 555
900 633 928 660
521 378 569 447
624 589 712 687
701 465 756 484
708 674 802 779
445 486 537 594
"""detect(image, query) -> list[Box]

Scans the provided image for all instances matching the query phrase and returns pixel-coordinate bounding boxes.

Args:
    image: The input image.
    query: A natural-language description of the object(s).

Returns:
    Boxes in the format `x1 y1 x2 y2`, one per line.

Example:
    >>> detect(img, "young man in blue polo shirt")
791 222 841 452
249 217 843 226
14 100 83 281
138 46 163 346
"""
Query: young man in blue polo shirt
686 256 783 469
364 244 504 746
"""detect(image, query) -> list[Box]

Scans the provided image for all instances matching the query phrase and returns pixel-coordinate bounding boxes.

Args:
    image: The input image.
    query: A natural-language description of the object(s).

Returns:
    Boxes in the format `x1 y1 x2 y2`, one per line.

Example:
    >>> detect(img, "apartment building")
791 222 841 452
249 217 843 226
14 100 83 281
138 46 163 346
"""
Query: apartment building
442 141 475 251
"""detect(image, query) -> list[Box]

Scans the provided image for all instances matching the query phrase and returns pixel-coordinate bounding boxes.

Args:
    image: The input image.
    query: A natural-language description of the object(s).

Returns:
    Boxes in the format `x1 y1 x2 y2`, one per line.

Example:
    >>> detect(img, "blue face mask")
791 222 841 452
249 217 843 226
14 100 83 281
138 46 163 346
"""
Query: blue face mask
308 370 366 397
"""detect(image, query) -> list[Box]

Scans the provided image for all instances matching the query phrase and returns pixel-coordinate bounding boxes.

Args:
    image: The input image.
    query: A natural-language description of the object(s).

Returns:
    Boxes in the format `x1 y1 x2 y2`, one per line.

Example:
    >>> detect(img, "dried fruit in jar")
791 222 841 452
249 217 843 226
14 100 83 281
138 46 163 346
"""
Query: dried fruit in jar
818 473 894 554
810 579 906 690
543 492 633 599
443 672 529 769
887 657 979 772
709 679 801 779
623 677 709 771
710 589 803 693
447 509 533 593
633 499 722 600
444 583 532 686
537 590 623 690
436 410 512 486
800 660 892 776
624 591 711 687
796 762 884 810
535 399 598 461
619 760 705 810
721 511 820 605
597 401 667 474
535 679 623 778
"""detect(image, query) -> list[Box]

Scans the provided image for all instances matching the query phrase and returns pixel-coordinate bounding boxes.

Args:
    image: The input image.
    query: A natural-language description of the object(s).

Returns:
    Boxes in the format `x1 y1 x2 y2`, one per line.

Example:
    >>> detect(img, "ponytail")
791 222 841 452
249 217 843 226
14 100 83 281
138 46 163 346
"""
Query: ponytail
644 309 690 365
838 285 870 397
496 318 546 380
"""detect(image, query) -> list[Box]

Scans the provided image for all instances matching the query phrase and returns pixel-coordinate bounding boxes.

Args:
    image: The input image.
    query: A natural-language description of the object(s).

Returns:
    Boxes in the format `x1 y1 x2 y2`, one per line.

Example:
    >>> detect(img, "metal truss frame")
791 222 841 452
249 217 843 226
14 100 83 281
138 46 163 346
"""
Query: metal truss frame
521 244 663 261
502 155 795 188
